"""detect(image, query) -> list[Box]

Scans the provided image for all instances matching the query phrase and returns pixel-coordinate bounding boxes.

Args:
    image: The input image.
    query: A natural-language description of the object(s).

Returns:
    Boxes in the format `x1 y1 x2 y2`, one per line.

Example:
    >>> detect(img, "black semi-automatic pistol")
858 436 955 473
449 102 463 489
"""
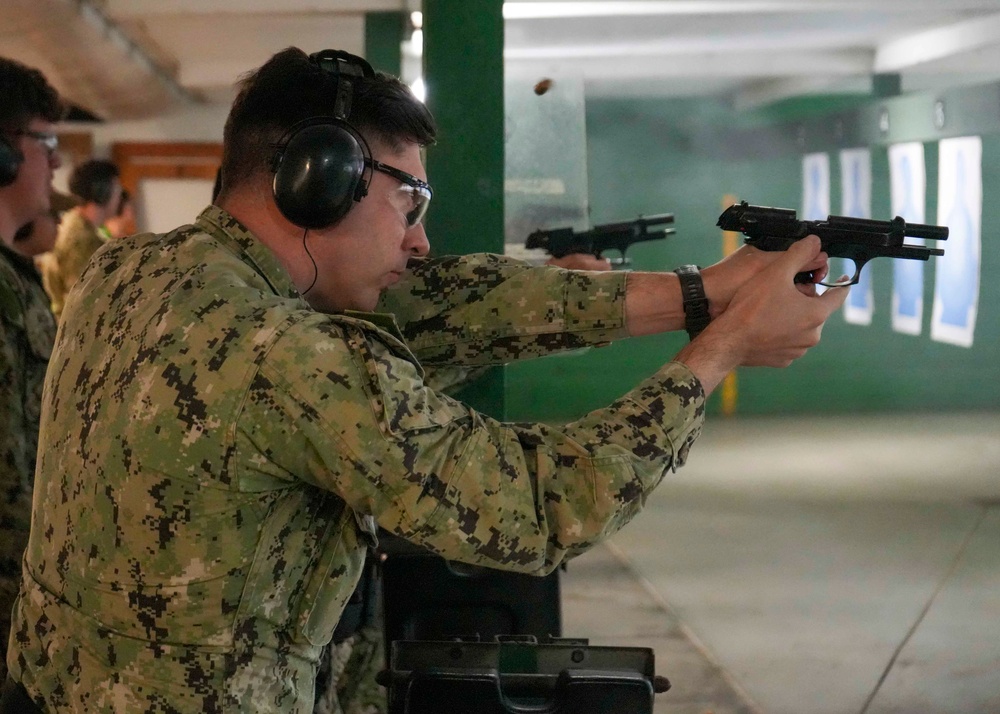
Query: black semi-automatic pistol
717 201 948 286
526 213 675 266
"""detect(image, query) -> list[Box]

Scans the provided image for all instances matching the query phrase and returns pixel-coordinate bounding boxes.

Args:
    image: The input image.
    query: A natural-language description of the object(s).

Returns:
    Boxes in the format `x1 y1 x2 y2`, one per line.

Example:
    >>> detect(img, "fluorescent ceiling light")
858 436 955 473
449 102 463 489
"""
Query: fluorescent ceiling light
502 2 876 20
409 76 426 103
503 2 721 19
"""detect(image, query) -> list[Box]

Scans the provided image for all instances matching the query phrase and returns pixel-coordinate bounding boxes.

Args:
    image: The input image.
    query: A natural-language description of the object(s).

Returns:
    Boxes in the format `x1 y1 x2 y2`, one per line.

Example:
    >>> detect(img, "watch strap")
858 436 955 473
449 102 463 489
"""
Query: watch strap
674 264 711 339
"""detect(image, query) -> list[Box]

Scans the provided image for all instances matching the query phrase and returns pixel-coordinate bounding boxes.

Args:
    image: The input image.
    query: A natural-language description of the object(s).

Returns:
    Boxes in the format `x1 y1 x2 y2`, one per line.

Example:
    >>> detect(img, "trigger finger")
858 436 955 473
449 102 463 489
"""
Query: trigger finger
811 260 830 283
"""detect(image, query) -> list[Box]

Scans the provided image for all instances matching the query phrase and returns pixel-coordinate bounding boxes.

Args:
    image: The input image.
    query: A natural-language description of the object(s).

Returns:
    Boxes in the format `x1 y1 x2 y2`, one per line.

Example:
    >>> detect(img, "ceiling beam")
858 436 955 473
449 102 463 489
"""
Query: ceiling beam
506 49 872 80
505 36 845 60
78 3 193 94
105 0 403 18
106 0 1000 19
0 0 199 119
875 12 1000 72
734 75 873 110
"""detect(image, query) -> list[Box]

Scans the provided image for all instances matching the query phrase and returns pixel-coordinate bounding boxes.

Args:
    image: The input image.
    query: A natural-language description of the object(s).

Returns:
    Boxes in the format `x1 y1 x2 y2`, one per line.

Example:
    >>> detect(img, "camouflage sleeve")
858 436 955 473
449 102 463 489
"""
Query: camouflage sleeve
0 290 28 684
376 253 630 366
0 314 22 489
242 314 704 574
0 276 28 500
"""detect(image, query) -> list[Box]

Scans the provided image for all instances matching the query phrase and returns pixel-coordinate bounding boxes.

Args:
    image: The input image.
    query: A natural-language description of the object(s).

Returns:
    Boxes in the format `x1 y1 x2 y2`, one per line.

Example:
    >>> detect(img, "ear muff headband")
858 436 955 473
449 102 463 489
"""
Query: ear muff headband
0 135 23 187
269 50 377 229
308 49 375 122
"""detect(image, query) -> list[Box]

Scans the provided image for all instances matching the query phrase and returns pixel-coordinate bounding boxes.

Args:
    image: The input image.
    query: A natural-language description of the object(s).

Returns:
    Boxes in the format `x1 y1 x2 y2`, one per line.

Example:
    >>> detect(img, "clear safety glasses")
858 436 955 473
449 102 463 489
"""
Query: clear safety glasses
366 159 433 227
15 129 60 155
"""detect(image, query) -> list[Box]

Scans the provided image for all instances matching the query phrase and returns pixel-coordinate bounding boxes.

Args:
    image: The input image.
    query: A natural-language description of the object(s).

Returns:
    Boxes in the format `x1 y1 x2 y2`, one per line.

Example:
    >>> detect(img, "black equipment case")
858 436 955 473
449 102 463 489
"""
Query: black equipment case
385 636 669 714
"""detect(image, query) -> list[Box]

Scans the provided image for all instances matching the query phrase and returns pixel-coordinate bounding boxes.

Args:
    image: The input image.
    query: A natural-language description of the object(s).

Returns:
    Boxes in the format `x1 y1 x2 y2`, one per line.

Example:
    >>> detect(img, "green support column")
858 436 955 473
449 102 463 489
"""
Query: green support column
364 12 405 76
422 0 506 418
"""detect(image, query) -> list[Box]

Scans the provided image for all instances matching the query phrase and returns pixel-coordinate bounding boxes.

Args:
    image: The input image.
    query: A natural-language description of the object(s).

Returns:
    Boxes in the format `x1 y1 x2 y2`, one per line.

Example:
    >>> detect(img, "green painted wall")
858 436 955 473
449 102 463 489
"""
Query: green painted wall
422 0 507 418
364 12 404 76
505 95 999 420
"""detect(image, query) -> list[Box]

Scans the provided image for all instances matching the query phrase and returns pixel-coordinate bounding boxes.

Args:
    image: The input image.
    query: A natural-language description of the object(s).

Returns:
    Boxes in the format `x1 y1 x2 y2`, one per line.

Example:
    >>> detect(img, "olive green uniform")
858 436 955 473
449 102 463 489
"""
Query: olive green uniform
40 206 108 317
8 206 704 712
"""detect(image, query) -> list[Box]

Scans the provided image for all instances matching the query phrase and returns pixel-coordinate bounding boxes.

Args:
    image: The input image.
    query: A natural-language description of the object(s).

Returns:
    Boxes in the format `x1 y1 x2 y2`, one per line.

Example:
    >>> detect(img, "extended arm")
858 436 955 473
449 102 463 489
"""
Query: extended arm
377 253 631 366
380 243 835 379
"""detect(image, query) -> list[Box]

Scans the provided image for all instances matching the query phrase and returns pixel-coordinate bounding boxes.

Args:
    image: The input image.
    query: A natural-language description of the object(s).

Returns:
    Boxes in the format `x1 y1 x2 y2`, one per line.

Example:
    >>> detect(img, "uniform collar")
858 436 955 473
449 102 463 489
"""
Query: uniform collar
194 206 411 356
195 205 300 301
0 243 42 283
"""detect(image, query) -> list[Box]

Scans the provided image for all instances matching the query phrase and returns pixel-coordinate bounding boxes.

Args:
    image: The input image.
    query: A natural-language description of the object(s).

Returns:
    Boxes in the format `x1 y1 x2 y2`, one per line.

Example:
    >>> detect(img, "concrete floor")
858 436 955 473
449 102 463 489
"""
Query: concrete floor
560 412 1000 714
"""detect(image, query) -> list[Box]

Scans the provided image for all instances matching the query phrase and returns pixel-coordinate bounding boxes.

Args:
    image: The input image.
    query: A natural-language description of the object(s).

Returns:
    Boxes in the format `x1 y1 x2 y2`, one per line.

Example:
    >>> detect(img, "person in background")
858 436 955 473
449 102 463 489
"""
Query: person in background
103 187 136 240
6 47 847 713
0 55 63 689
40 158 122 317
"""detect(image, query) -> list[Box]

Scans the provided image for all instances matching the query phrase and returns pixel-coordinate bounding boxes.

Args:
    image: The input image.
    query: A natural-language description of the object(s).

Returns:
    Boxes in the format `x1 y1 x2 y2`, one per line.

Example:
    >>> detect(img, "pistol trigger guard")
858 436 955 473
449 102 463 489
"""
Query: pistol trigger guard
817 262 861 288
818 276 858 288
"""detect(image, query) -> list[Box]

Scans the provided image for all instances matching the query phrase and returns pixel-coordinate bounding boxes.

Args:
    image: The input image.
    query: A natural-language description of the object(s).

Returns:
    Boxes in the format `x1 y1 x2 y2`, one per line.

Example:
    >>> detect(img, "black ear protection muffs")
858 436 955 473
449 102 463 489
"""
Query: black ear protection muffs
271 50 376 229
0 134 23 187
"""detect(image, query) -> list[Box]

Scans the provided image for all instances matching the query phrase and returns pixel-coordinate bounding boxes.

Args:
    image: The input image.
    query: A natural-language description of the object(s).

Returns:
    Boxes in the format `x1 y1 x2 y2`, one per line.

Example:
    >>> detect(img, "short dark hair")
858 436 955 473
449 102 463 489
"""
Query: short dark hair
0 56 64 132
220 47 436 195
68 159 120 206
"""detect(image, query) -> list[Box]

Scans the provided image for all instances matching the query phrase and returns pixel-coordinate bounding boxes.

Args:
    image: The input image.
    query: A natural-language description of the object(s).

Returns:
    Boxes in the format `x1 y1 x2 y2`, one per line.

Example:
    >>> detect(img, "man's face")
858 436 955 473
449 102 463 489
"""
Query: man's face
2 119 61 244
12 209 59 257
303 141 431 313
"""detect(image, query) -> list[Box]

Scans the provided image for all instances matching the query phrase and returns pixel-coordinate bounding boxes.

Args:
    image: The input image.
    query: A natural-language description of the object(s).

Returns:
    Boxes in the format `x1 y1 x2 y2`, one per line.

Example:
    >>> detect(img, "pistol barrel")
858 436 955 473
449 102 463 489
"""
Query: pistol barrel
593 213 674 235
826 214 948 241
905 223 949 241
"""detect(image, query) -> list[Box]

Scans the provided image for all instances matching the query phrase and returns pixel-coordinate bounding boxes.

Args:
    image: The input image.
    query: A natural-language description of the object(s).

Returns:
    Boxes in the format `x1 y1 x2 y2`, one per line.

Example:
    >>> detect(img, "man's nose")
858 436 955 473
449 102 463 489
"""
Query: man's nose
405 223 430 257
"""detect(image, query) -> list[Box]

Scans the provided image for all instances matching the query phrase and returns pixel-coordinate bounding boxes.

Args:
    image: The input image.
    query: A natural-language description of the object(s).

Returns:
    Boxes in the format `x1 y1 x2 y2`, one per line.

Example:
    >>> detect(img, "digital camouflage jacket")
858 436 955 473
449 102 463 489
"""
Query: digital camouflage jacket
0 244 57 684
9 206 704 713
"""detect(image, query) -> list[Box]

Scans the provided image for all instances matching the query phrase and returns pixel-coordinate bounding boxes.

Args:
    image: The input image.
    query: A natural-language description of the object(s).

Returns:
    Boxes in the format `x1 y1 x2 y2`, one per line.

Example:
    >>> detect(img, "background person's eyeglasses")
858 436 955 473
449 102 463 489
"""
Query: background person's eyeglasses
14 130 60 154
366 159 432 227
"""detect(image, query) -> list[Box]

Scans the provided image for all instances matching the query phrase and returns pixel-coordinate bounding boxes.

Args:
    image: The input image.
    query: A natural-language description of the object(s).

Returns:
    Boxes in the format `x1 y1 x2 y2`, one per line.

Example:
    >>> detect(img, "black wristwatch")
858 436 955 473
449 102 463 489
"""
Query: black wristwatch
673 264 711 339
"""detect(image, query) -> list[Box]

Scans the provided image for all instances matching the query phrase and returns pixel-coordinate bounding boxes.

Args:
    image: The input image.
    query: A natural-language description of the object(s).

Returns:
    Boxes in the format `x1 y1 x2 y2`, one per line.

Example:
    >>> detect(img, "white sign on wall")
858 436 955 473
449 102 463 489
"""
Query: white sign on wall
840 148 873 325
932 137 982 348
889 143 928 335
802 153 830 221
802 153 832 297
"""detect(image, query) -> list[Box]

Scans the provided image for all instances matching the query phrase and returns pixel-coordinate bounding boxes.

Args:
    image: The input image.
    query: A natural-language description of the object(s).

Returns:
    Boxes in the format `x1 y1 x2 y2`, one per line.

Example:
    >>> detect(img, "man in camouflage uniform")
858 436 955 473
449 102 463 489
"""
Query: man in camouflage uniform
39 158 122 317
5 47 847 713
0 56 63 688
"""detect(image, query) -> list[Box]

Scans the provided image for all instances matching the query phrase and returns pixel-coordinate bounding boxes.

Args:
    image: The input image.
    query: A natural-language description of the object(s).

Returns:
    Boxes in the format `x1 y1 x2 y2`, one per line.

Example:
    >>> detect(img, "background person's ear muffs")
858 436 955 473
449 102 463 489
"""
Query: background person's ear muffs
0 134 24 187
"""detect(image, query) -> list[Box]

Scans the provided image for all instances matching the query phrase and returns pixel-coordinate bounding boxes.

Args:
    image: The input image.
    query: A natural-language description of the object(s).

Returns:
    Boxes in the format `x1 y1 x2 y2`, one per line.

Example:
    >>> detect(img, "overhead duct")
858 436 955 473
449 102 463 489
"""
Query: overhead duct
0 0 200 120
